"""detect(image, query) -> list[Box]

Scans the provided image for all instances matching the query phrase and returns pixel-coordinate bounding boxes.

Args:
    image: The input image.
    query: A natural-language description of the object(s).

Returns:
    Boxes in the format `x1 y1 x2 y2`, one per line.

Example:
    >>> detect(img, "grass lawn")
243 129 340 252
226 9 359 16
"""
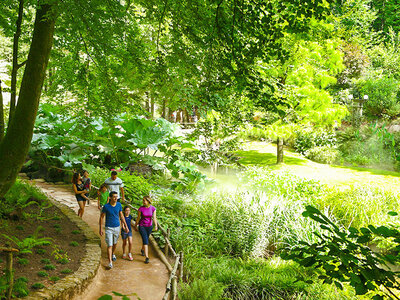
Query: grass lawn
235 141 400 192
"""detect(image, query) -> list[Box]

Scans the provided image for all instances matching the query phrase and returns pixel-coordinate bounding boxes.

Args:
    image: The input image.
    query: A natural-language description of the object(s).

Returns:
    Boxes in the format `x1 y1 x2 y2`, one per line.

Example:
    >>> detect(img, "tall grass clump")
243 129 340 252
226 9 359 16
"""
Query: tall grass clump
315 184 400 229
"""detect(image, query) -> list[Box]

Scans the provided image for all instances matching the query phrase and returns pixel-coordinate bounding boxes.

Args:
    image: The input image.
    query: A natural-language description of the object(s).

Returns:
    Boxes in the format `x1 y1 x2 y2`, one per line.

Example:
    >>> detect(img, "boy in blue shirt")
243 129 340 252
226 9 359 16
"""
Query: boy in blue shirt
99 191 129 269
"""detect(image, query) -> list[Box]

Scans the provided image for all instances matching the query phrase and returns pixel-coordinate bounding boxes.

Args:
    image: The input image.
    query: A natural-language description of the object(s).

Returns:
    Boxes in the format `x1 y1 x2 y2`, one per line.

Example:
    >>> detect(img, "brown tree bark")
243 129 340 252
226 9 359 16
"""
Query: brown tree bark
0 80 4 142
8 0 24 126
276 137 284 164
0 3 56 197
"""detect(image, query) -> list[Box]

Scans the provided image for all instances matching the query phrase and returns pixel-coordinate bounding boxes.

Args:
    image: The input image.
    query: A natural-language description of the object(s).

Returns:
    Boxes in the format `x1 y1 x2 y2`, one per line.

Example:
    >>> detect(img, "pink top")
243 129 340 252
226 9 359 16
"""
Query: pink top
138 205 156 227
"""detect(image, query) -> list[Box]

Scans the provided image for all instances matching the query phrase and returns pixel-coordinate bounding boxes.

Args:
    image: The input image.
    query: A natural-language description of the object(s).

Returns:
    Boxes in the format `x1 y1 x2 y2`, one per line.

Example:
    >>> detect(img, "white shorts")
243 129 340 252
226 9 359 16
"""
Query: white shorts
105 226 120 247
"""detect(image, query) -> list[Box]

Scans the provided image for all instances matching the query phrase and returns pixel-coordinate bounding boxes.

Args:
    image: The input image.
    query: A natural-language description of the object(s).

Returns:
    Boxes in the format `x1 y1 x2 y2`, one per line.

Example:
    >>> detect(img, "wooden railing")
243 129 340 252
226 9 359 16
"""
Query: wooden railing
0 246 19 299
92 186 183 300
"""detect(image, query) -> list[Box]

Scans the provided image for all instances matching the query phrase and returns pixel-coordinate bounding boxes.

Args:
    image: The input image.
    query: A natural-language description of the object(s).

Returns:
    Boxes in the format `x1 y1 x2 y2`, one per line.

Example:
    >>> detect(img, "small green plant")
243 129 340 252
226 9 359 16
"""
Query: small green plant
1 226 52 254
52 245 69 261
71 230 80 235
60 268 72 274
16 225 24 230
55 228 62 233
13 277 29 297
37 271 48 277
52 216 61 220
17 258 29 265
53 224 61 229
31 283 45 289
43 264 56 270
40 258 51 264
36 249 46 255
0 258 3 263
49 276 60 282
69 241 79 247
57 258 69 264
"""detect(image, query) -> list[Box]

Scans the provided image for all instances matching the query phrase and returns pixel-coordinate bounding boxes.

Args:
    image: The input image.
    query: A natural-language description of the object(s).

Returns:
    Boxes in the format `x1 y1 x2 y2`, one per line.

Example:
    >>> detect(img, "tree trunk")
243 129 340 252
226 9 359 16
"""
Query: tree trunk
0 80 4 142
150 95 155 118
0 3 56 197
276 137 284 164
8 0 24 126
161 98 166 118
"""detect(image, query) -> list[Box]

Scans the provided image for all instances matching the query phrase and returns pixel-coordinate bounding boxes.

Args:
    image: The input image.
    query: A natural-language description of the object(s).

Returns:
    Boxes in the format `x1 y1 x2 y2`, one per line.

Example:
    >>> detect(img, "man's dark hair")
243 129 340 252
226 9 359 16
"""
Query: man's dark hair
111 171 118 176
109 191 118 198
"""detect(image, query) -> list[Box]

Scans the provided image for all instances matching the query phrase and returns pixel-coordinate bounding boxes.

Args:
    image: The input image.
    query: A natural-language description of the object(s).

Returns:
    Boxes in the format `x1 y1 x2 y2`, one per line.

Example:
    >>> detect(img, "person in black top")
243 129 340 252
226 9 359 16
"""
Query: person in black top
72 172 89 218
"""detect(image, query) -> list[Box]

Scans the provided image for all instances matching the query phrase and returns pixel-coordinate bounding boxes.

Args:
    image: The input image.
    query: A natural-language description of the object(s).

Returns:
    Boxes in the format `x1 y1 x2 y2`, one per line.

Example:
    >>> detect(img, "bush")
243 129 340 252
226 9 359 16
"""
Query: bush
358 74 400 118
305 145 339 164
37 271 48 277
294 128 337 154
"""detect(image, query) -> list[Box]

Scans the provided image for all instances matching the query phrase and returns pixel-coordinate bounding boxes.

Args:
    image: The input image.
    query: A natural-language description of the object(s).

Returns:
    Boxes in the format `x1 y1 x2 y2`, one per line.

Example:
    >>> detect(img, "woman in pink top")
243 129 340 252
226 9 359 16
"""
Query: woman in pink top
134 196 158 264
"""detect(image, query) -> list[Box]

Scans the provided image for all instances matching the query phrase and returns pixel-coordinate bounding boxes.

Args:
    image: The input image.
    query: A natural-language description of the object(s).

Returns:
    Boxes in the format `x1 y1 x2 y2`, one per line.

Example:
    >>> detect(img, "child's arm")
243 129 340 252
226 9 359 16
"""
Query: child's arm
97 193 101 210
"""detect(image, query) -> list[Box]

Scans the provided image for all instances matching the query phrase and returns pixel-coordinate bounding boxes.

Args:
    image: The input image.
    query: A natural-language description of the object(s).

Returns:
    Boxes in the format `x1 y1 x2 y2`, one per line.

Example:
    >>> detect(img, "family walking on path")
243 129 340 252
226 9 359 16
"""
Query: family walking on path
73 170 158 269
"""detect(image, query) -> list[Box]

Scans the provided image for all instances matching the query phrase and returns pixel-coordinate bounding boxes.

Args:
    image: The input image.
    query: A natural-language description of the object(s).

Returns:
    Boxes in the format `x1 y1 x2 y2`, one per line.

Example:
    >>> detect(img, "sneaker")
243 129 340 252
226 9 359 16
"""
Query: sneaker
141 249 145 256
144 257 149 264
112 254 117 261
128 253 133 261
122 253 127 259
108 262 113 269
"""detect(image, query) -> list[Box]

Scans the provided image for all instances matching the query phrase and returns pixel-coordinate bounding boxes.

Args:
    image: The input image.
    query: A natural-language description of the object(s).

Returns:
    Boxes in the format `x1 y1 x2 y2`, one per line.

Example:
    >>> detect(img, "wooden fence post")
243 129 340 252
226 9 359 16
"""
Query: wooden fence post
165 228 170 257
179 252 184 281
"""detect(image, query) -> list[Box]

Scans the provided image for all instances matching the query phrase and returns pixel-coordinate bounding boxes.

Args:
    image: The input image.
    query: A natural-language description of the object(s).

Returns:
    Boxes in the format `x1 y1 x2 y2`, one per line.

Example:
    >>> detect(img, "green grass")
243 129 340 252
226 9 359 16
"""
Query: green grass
233 141 400 193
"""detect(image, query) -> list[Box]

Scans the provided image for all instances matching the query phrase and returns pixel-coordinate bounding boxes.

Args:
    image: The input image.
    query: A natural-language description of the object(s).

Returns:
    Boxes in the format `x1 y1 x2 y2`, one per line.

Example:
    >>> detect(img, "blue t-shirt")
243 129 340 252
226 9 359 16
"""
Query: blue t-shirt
124 215 132 232
102 202 122 227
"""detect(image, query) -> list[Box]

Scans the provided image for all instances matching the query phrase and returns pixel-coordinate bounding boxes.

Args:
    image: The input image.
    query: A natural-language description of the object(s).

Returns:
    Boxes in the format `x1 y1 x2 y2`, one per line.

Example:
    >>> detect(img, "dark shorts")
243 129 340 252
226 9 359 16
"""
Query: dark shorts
121 230 133 239
139 225 153 245
76 194 86 202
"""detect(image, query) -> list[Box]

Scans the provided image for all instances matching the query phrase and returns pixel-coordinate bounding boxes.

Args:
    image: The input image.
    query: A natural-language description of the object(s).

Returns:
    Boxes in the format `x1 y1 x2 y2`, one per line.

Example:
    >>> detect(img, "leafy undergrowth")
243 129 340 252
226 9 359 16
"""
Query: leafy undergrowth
0 181 86 298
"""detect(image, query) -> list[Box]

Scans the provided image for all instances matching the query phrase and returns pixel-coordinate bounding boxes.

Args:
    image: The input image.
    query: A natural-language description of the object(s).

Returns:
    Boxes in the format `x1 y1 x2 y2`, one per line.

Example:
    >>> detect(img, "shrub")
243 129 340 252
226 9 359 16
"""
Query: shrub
60 268 72 274
294 128 337 154
17 258 29 265
41 258 51 264
49 276 60 282
43 264 56 270
358 74 400 118
13 277 29 297
36 249 46 255
71 230 80 234
57 258 69 264
37 271 48 277
31 283 45 289
69 241 79 247
16 225 24 230
305 145 339 164
179 278 225 300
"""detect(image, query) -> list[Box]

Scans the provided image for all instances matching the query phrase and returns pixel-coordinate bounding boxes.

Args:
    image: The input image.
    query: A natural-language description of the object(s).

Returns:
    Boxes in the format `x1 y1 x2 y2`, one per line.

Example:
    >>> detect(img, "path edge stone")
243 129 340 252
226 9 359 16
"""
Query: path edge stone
20 186 101 300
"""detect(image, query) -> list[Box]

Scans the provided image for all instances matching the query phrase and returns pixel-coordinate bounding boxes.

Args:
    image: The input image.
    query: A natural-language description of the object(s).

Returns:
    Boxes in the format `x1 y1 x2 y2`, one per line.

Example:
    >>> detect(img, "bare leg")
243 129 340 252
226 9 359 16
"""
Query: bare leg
112 243 117 257
128 236 133 254
122 238 127 256
77 201 85 218
144 244 149 258
107 246 113 264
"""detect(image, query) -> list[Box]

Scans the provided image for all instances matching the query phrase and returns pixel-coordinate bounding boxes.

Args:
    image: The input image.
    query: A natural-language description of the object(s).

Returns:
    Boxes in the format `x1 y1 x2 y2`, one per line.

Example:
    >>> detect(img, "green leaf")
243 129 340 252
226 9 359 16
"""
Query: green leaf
388 211 398 216
334 281 343 290
97 295 112 300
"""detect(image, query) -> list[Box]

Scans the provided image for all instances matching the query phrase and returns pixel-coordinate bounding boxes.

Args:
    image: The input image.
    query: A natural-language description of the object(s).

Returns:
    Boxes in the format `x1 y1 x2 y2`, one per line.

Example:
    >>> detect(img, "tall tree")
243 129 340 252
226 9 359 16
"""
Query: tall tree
0 2 56 196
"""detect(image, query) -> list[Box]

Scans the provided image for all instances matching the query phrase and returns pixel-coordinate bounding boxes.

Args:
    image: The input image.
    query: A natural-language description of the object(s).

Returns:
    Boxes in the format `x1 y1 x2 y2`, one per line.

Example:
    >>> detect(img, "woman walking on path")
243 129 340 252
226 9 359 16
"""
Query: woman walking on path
81 170 91 206
72 172 89 218
134 196 158 264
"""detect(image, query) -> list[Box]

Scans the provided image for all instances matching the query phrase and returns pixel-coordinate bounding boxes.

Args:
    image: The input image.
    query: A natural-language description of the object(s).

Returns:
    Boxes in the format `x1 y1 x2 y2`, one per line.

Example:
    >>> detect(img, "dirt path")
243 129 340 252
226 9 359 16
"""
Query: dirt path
32 180 169 300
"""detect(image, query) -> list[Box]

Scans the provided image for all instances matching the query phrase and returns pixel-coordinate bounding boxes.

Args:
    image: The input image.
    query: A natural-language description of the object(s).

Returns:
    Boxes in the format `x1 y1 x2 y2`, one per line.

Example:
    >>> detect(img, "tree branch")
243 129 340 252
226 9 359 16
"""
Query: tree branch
8 0 24 126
